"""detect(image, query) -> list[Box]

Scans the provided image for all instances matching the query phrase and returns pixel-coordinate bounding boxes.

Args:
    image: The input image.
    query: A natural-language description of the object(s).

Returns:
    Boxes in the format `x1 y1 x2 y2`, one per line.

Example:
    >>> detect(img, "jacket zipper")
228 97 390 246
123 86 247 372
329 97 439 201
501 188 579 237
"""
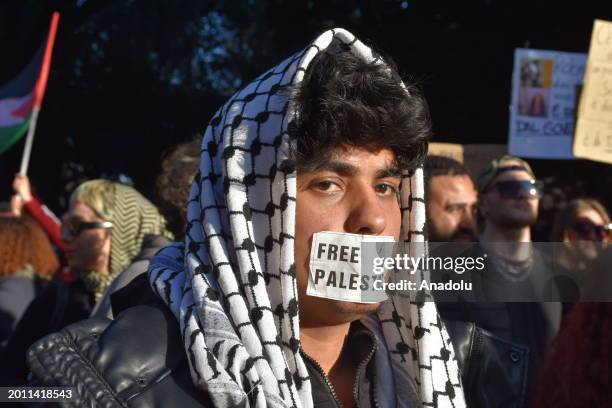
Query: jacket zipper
370 356 380 408
301 352 343 407
302 330 380 408
351 336 379 408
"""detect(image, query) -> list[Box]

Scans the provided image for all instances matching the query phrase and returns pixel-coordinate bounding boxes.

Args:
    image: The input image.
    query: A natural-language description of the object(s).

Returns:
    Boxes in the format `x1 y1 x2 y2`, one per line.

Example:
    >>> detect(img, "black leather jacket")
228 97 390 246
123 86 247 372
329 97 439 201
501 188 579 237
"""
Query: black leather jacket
445 321 529 408
26 275 526 407
26 275 384 407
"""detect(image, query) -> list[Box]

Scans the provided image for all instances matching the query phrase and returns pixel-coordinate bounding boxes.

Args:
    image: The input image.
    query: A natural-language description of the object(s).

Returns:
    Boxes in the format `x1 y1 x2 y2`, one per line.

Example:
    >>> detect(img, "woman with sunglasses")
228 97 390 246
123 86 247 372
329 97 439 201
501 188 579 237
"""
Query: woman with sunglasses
0 179 172 385
551 198 611 275
548 198 611 318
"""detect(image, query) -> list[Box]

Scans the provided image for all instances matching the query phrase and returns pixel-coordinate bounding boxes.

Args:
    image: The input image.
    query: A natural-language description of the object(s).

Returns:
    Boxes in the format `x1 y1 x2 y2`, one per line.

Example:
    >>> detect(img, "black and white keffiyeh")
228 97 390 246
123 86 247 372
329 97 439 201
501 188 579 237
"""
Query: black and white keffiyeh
149 28 465 408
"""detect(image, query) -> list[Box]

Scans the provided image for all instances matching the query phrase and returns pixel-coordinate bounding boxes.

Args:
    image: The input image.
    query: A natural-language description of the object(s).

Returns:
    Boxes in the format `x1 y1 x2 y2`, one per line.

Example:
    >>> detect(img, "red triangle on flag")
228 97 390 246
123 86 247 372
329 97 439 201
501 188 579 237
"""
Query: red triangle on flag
11 93 34 118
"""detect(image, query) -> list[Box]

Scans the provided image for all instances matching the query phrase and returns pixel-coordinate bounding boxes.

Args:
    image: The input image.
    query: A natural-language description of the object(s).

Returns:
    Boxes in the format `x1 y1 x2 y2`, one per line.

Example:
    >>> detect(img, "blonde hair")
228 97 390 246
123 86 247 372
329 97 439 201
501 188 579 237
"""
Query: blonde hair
70 179 115 221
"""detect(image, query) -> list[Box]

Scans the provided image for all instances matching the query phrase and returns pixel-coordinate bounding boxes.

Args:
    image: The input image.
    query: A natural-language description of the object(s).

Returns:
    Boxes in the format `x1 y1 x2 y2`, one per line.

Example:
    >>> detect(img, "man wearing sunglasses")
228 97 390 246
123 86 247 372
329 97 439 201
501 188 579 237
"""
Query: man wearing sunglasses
438 155 562 407
477 155 543 243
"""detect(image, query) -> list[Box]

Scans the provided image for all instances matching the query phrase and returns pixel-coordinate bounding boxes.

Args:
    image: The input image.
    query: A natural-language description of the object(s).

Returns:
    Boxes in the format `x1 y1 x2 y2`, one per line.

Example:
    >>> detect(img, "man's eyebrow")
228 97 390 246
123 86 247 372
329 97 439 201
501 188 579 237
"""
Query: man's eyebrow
445 202 468 208
312 161 358 176
310 162 401 178
375 166 402 179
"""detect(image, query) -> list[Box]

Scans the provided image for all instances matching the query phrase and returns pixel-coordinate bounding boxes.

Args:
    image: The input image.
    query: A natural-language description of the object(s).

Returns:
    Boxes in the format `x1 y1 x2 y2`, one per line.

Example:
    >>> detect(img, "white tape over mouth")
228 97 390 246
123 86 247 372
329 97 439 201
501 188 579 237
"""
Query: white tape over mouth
306 231 396 303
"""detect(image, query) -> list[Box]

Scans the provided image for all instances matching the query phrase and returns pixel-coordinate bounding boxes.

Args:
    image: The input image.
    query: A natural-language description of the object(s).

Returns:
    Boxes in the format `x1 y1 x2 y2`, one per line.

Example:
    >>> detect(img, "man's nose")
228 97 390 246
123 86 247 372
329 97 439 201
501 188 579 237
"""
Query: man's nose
344 190 387 235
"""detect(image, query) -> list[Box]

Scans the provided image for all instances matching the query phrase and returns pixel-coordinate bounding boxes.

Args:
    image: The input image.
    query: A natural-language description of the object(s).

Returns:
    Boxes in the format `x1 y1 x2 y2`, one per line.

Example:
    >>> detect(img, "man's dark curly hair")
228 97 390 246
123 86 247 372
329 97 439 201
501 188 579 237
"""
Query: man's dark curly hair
424 155 471 188
155 139 201 239
289 46 431 171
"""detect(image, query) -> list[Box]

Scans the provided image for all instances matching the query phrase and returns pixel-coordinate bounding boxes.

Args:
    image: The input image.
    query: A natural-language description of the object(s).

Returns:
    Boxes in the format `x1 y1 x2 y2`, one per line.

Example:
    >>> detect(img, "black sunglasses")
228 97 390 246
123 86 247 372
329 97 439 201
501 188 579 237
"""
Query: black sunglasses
488 180 543 199
61 220 113 239
571 221 612 241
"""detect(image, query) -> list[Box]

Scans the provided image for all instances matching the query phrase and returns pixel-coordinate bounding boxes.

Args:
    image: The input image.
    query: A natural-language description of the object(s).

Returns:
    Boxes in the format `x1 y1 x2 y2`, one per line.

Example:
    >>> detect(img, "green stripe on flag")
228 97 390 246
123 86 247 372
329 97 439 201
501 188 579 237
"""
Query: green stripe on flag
0 115 30 155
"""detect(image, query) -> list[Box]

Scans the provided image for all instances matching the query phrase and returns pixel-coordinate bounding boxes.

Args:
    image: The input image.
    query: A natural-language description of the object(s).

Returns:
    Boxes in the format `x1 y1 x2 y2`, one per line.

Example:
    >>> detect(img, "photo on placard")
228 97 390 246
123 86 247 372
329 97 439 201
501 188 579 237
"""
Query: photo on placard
518 58 554 117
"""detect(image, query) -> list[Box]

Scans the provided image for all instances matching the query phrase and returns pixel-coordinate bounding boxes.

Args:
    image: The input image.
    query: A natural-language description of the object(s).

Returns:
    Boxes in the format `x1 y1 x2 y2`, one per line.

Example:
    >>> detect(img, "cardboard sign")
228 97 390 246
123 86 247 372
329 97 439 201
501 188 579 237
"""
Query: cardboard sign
508 48 587 159
573 20 612 164
429 143 507 180
428 142 464 163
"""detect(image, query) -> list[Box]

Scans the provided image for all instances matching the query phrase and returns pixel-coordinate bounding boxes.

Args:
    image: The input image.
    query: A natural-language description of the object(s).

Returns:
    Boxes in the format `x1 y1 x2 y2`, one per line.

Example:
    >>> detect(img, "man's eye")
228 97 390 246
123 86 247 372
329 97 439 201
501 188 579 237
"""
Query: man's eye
446 205 464 213
375 183 398 195
312 180 341 192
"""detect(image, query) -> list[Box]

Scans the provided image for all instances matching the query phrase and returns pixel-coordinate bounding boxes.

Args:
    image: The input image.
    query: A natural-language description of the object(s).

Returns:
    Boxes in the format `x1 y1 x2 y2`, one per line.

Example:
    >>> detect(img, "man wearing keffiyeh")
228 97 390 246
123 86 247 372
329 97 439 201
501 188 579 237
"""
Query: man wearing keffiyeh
27 29 466 408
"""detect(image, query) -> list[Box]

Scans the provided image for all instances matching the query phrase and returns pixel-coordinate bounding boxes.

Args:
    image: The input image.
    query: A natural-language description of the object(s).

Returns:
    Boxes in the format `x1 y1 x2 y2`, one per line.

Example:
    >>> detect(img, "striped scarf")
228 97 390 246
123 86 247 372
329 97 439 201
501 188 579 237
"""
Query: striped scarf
107 183 173 275
149 29 465 408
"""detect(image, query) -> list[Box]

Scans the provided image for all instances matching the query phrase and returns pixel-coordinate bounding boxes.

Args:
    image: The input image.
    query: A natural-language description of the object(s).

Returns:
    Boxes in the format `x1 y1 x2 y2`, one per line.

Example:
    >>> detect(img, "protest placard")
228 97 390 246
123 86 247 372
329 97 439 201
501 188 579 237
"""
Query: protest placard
429 143 507 180
508 48 587 159
573 20 612 164
428 142 464 163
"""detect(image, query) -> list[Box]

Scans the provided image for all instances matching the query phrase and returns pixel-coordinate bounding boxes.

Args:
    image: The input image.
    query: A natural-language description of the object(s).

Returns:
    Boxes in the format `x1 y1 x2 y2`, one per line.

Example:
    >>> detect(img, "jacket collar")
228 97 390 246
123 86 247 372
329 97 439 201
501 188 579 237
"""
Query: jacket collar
302 321 378 408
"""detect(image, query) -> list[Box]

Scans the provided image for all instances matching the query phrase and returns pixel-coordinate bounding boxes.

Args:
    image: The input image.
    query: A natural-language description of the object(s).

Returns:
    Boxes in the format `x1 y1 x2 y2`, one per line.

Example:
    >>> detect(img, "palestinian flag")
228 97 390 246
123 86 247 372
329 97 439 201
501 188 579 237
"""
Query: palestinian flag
0 12 59 156
0 47 44 155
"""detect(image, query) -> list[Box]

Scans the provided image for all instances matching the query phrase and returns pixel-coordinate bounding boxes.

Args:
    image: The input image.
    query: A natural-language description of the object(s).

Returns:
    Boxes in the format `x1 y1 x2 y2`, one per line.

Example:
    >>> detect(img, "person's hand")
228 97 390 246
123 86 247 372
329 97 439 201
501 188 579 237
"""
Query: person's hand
13 173 33 202
10 194 24 216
